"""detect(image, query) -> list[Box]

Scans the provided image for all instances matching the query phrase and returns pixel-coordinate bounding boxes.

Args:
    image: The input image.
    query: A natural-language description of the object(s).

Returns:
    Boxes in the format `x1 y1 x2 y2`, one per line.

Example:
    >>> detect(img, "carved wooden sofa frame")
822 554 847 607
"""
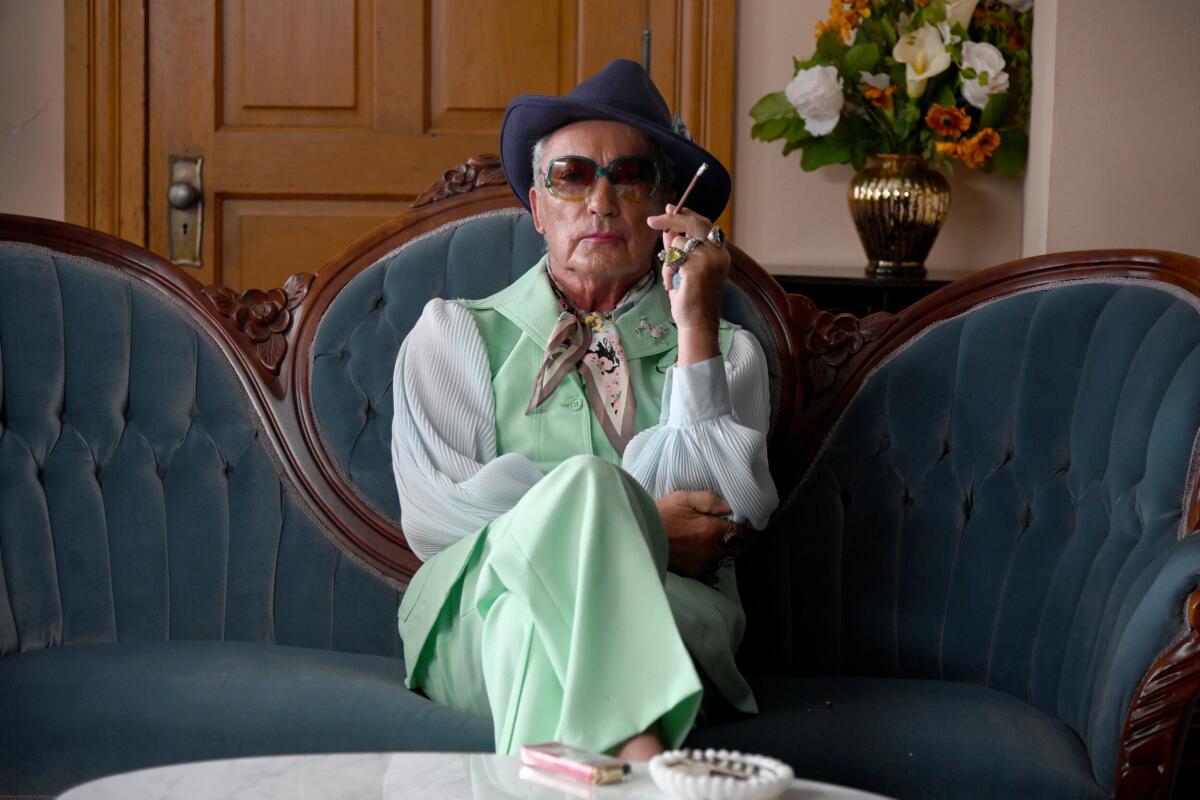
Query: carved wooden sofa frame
1 154 1198 799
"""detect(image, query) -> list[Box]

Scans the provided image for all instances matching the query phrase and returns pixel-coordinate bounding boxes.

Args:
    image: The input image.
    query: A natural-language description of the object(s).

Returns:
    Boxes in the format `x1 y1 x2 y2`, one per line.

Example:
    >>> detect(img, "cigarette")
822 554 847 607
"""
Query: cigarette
670 162 708 215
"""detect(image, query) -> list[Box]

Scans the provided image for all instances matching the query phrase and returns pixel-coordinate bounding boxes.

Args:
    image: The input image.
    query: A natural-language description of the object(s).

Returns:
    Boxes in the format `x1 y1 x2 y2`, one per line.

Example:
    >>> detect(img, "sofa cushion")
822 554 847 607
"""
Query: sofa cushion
744 282 1200 790
688 675 1107 800
0 640 493 796
0 243 402 659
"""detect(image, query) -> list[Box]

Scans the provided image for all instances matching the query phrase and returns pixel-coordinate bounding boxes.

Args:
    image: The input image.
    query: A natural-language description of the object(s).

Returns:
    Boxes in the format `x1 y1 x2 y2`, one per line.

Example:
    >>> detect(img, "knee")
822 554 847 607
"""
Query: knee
553 454 622 482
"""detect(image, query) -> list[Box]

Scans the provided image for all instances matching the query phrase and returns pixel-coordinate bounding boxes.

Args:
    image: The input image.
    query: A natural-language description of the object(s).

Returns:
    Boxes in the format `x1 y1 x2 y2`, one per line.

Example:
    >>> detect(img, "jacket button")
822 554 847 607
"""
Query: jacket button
569 398 584 411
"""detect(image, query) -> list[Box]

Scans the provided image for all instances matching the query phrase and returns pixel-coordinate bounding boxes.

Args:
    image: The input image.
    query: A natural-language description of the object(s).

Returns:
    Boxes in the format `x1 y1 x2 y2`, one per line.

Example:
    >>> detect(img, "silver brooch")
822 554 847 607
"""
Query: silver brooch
634 315 666 341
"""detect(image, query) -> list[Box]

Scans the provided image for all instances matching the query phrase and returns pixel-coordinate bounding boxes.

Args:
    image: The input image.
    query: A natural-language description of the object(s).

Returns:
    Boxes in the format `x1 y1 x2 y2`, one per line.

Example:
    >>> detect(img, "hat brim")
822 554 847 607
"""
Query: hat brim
499 95 732 223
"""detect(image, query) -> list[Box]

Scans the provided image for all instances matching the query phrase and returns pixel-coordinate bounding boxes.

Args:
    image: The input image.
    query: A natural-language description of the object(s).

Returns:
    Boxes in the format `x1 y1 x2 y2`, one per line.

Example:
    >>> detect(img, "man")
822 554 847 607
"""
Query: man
391 59 778 761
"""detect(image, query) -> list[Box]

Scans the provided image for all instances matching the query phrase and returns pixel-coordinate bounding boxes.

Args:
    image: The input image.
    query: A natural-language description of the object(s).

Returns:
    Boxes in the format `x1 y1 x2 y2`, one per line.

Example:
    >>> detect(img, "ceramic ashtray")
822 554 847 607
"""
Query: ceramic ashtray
648 748 793 800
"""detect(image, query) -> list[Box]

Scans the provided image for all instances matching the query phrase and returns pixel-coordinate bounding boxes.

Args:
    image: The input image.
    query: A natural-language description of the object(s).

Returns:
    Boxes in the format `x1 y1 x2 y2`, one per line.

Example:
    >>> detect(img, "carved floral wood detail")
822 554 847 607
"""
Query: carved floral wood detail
1118 589 1200 799
411 155 508 208
788 293 897 395
202 273 314 373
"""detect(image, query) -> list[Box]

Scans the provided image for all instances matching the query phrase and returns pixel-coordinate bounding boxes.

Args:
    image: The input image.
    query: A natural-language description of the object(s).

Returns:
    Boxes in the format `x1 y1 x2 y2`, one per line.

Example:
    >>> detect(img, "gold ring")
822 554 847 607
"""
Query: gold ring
658 246 687 266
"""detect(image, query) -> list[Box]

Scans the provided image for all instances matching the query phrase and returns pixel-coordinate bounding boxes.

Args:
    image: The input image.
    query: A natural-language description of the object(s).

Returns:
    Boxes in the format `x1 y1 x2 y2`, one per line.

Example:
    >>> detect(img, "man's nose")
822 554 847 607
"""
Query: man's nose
586 175 620 215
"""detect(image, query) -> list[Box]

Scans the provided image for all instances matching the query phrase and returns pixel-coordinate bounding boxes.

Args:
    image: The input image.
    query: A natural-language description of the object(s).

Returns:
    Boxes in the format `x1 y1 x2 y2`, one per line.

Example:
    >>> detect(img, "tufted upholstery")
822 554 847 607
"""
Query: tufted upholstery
6 201 1199 798
0 243 402 657
768 281 1200 791
310 207 785 521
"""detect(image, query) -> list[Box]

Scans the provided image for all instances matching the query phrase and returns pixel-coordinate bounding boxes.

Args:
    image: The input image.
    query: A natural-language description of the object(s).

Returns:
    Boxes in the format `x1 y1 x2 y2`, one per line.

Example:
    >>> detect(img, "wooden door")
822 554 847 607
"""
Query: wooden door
134 0 734 292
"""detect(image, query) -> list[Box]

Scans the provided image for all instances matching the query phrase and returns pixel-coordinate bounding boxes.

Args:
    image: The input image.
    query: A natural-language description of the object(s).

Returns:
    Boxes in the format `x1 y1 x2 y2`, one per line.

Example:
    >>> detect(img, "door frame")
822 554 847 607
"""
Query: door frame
65 0 149 247
65 0 737 254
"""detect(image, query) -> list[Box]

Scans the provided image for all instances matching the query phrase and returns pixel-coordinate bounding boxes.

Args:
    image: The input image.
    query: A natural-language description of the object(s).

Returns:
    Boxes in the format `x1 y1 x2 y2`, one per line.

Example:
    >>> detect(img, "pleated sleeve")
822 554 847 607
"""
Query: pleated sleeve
390 299 544 560
621 330 779 530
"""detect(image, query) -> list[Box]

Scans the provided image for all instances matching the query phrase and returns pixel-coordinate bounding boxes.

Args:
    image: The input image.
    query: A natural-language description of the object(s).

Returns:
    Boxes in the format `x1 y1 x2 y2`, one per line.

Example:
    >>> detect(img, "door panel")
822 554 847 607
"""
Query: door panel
219 197 408 291
147 0 733 293
222 0 366 126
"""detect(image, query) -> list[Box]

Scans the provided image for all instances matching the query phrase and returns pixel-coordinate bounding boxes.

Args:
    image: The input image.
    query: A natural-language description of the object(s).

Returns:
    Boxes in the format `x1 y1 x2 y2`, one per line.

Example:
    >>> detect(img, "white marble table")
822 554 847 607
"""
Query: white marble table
58 752 892 800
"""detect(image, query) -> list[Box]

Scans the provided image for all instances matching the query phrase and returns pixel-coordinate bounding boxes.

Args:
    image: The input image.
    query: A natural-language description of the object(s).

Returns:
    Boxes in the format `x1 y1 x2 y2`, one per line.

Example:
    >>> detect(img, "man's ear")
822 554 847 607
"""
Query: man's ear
529 186 545 234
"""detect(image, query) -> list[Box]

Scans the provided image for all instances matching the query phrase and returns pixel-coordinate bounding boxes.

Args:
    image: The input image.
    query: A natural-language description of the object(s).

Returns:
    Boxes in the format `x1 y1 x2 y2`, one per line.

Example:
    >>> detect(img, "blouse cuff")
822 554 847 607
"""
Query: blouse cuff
668 355 732 426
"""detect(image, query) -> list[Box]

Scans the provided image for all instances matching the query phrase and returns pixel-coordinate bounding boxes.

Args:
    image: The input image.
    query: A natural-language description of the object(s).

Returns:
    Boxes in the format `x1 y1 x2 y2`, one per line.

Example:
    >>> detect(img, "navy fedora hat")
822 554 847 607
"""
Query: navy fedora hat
499 59 731 223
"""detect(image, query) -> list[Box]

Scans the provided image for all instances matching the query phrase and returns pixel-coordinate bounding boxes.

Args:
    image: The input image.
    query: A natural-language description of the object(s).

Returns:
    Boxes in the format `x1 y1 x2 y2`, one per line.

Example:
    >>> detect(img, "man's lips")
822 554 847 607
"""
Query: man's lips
579 232 626 243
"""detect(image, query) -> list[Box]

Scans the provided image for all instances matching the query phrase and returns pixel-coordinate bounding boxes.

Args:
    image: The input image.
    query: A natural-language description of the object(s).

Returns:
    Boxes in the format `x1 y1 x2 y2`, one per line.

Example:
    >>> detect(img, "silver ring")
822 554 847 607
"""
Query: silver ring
705 225 726 249
681 237 705 255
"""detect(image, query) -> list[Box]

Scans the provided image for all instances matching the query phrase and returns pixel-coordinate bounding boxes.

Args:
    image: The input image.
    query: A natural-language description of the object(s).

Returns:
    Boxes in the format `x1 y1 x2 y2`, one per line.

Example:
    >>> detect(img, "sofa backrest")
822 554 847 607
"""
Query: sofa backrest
749 265 1200 782
308 207 789 523
0 234 400 659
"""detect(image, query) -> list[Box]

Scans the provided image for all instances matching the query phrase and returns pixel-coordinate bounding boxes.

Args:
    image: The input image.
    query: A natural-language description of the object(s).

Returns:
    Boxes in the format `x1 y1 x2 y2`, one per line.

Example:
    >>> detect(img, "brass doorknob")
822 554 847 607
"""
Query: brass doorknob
167 181 200 210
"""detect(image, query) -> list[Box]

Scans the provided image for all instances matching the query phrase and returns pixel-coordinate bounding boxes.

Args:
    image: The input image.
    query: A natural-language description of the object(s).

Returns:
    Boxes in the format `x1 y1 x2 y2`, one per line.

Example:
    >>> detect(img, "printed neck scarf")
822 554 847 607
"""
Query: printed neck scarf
527 264 656 455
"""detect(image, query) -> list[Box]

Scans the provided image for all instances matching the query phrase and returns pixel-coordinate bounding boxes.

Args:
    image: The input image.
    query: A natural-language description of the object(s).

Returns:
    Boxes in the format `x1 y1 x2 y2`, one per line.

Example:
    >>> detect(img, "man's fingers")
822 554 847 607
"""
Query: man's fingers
685 490 732 517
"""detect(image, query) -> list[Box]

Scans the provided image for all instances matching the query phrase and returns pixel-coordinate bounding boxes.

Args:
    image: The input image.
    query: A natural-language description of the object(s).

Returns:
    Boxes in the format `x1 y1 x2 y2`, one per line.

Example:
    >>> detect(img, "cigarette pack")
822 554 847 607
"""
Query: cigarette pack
519 742 631 785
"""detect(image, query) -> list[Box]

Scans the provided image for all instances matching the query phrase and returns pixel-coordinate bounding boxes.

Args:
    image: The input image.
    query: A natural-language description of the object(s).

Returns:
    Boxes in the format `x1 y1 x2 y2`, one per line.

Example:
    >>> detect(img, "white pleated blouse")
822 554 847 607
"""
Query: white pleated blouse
390 298 779 561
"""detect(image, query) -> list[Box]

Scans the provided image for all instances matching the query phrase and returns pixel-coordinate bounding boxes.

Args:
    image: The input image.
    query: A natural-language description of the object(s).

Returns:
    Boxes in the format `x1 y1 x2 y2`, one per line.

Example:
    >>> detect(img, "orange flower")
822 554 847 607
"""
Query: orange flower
925 104 972 139
862 83 897 110
955 128 1001 168
935 141 961 159
816 0 871 43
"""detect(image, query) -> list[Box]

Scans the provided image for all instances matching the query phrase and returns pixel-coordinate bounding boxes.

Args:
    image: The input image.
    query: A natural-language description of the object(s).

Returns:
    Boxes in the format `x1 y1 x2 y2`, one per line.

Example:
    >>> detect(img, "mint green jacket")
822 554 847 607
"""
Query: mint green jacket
396 258 771 714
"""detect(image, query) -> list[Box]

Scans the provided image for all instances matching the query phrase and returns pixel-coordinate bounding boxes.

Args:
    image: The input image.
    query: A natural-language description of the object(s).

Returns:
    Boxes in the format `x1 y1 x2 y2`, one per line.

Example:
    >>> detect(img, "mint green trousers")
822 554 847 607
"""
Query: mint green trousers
398 455 707 755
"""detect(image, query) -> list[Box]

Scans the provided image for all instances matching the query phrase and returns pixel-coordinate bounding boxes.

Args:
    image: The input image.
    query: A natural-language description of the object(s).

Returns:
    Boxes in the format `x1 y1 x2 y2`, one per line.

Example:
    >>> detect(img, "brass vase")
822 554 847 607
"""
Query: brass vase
848 154 950 277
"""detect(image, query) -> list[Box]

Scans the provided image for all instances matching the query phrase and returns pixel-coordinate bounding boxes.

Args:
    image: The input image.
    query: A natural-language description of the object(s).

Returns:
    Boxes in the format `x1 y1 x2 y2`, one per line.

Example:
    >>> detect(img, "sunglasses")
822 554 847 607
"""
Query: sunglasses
543 156 662 202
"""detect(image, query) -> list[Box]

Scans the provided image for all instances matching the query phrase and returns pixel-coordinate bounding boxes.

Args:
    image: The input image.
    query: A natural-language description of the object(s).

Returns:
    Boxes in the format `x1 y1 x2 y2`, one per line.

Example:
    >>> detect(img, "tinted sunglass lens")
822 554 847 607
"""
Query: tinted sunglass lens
548 158 597 199
609 158 658 200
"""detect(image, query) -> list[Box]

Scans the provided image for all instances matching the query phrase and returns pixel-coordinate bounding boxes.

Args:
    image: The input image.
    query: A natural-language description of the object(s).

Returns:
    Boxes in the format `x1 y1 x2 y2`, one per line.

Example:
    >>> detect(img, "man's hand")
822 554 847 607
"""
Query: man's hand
656 490 745 579
646 205 731 367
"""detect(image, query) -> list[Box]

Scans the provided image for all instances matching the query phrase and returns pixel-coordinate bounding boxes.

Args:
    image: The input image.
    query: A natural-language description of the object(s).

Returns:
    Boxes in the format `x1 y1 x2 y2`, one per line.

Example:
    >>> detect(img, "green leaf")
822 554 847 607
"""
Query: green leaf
849 143 869 171
991 130 1028 176
936 83 957 108
979 92 1012 130
749 91 794 124
753 118 790 141
794 55 821 73
816 28 846 60
800 137 851 171
785 117 812 142
843 43 880 79
881 18 897 46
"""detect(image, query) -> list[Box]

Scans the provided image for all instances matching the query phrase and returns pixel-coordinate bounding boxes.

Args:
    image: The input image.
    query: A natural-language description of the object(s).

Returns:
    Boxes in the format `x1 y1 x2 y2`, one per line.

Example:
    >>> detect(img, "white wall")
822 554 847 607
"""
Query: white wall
735 0 1025 275
5 1 1200 265
1038 0 1200 255
0 0 65 220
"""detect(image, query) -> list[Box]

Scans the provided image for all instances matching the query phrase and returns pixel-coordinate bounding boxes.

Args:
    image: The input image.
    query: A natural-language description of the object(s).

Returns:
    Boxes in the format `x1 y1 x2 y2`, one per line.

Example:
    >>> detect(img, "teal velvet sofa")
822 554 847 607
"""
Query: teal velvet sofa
2 156 1199 799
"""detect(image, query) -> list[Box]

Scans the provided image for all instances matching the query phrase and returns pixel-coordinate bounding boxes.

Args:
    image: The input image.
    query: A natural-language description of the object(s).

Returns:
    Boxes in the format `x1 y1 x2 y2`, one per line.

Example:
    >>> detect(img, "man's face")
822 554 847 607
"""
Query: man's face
528 120 669 286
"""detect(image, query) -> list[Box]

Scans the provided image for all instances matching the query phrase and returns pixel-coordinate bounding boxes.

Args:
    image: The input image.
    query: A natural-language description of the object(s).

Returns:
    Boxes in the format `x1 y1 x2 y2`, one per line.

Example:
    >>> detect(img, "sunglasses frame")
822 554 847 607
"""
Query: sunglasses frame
542 155 662 202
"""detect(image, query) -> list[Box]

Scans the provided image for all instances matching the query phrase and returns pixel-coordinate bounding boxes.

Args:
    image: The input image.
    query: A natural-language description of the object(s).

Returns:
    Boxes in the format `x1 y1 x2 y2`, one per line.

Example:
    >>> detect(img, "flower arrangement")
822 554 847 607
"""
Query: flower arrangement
750 0 1033 175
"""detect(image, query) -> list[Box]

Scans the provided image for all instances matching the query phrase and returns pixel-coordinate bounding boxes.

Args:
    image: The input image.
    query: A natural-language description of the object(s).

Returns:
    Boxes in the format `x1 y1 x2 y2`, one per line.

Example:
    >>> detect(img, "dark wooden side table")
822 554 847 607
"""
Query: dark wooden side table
771 265 975 317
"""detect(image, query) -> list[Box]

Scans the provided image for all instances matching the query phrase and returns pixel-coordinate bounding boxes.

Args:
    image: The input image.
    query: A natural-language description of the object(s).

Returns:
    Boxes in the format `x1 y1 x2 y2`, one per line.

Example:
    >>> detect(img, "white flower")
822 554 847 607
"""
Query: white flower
945 0 981 32
937 21 961 48
785 65 844 136
1000 0 1033 11
893 24 952 99
960 41 1010 109
859 72 891 91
